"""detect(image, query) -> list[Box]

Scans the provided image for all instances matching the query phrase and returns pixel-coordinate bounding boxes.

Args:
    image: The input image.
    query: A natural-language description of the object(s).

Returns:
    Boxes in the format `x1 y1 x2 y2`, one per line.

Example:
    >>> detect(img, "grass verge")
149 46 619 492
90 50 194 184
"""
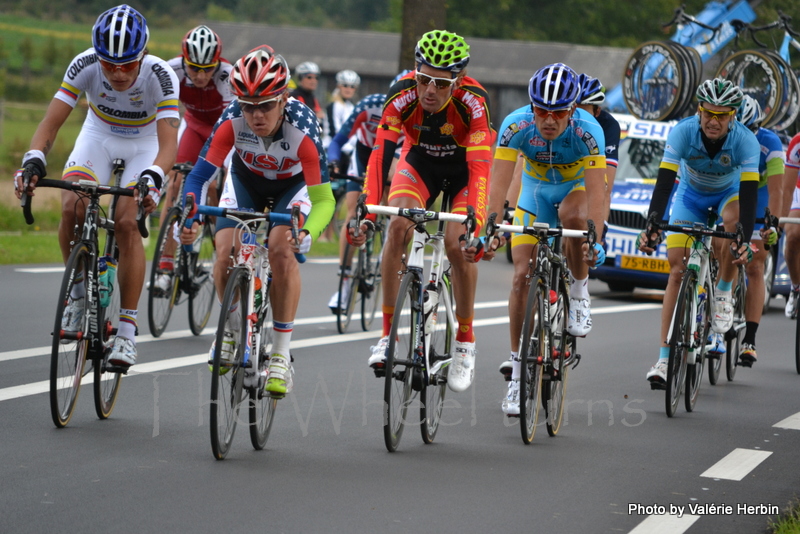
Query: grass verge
770 500 800 534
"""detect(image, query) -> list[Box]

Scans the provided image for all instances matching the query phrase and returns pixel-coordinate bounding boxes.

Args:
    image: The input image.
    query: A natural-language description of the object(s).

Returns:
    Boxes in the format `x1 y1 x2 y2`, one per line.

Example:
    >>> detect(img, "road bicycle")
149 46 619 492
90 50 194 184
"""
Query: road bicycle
335 215 384 334
20 160 148 428
486 214 590 444
715 12 800 131
187 195 305 460
644 210 743 417
356 194 473 452
779 215 800 375
147 162 215 337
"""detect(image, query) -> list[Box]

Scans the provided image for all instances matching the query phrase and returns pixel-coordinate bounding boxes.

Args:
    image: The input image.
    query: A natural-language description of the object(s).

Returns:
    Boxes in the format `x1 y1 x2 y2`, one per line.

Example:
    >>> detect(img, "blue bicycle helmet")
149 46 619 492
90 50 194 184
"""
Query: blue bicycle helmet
529 63 580 110
92 4 149 64
577 73 605 105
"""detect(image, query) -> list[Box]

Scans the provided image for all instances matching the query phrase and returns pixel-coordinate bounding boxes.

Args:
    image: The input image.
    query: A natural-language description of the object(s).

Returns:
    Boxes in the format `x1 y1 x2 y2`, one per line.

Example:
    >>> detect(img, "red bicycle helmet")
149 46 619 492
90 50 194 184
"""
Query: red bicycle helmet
230 45 289 99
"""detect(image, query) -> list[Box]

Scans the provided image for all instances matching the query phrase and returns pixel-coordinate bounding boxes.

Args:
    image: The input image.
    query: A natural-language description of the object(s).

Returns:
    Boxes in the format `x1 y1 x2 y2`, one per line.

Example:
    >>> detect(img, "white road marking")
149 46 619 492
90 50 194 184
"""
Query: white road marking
700 448 772 481
773 412 800 430
628 514 700 534
15 267 65 273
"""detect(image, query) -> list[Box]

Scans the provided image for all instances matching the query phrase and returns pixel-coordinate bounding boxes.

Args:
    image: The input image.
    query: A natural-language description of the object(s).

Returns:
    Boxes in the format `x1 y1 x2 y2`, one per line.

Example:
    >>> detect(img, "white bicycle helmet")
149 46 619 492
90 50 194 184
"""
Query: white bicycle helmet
696 78 744 109
736 95 764 130
295 61 320 78
335 69 360 87
182 25 221 66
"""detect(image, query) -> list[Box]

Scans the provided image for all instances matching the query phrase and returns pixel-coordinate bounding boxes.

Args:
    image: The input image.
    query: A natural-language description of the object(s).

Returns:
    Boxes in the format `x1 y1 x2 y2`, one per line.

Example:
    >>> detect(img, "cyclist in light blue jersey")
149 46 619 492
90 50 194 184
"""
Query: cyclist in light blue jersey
638 79 760 386
485 63 607 416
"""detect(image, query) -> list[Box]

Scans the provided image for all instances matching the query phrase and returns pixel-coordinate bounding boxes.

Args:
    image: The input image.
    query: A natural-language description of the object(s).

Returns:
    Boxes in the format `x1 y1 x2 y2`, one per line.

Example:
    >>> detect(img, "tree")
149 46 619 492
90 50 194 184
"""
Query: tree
398 0 446 70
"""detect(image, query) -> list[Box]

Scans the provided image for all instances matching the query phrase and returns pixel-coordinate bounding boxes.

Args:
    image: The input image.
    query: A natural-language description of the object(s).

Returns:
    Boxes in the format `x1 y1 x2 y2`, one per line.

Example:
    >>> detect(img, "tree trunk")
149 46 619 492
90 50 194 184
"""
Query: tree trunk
398 0 446 71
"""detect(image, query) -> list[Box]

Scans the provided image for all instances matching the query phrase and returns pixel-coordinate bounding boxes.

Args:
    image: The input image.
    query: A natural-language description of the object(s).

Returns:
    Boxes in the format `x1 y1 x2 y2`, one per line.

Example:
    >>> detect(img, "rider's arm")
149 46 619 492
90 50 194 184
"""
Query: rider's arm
27 99 73 165
739 179 758 240
649 164 679 222
363 115 400 211
298 136 335 240
763 132 786 219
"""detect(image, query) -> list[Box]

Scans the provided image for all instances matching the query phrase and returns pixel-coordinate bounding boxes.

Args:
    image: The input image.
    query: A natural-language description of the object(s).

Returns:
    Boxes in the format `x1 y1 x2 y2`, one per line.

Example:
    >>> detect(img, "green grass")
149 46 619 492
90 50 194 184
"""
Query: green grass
770 501 800 534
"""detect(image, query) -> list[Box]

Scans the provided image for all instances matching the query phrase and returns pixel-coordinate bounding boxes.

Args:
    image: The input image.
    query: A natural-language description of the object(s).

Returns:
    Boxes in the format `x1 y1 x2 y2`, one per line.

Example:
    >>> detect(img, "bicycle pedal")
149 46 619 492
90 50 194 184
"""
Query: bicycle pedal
505 413 520 419
104 363 130 375
649 381 666 391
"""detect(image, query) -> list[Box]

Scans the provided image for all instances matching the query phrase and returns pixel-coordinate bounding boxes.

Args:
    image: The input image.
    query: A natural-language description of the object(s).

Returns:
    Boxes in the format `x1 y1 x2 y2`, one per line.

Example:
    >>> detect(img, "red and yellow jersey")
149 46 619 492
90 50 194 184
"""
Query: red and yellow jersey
364 74 495 227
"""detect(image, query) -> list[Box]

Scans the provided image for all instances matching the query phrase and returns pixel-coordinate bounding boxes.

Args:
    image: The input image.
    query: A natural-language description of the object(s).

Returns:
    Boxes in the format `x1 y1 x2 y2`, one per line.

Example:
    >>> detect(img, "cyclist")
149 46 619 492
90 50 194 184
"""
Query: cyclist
180 45 335 396
349 30 493 393
14 4 179 369
291 61 324 123
485 63 607 416
324 69 360 147
782 132 800 318
326 71 410 313
154 25 234 292
704 96 783 366
576 73 621 239
638 79 759 386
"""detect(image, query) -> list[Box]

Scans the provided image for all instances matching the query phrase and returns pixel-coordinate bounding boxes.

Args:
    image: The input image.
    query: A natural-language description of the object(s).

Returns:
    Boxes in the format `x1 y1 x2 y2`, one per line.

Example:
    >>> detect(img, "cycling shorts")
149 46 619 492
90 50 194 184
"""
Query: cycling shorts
511 179 585 247
63 127 158 188
790 186 800 212
176 118 214 165
388 148 470 214
216 169 311 233
665 180 738 250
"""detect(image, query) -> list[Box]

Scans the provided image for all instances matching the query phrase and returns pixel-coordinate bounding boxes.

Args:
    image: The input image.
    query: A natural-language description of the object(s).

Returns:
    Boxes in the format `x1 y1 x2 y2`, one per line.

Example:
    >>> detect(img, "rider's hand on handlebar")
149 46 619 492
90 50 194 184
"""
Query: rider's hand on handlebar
14 157 46 200
460 235 485 263
180 220 200 245
346 218 373 247
287 228 312 254
730 241 756 265
582 241 605 268
760 225 779 247
636 229 661 254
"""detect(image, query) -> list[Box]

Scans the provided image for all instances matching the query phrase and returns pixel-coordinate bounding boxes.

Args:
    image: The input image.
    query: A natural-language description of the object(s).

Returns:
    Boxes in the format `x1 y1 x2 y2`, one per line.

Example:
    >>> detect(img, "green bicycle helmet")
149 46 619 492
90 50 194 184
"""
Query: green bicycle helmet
414 30 470 73
696 78 744 109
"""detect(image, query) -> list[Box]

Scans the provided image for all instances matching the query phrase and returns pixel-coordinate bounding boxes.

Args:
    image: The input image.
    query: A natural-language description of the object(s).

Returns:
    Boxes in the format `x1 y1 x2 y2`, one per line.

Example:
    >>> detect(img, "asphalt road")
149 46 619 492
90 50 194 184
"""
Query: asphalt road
1 258 799 533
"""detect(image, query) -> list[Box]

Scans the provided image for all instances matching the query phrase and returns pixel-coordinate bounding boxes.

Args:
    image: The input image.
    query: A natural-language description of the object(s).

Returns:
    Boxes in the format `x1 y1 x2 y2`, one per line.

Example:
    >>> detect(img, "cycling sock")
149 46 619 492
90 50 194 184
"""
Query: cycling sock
511 351 521 381
455 314 475 343
70 279 86 300
382 305 394 337
569 276 590 301
717 279 733 293
659 346 670 361
743 321 758 346
159 255 174 271
272 320 294 356
118 308 137 342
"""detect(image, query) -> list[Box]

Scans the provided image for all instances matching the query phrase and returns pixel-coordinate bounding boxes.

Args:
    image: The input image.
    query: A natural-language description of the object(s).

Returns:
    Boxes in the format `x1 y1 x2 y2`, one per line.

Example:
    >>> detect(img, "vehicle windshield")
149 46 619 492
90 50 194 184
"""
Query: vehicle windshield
616 138 665 179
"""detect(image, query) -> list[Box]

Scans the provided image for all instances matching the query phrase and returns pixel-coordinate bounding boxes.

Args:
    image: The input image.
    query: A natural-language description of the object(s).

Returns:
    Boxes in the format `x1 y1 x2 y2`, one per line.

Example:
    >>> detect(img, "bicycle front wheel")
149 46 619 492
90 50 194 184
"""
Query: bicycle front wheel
545 286 570 436
148 207 181 337
188 219 216 335
726 266 746 382
686 281 710 412
384 272 418 452
795 306 800 374
361 226 383 331
250 278 277 450
210 266 248 460
50 243 92 428
519 277 546 444
666 271 694 417
94 265 122 420
421 275 452 444
336 248 357 334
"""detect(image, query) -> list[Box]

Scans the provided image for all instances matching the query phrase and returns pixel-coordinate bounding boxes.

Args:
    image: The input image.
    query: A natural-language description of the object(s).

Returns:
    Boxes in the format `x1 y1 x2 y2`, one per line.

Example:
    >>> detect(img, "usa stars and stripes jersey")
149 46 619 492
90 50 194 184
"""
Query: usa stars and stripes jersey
784 133 800 187
167 56 234 128
327 93 385 163
55 48 179 138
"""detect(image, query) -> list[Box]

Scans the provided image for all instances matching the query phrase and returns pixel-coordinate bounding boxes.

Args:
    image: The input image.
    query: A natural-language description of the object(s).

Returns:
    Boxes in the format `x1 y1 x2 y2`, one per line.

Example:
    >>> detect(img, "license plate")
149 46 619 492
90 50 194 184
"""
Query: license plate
617 255 670 273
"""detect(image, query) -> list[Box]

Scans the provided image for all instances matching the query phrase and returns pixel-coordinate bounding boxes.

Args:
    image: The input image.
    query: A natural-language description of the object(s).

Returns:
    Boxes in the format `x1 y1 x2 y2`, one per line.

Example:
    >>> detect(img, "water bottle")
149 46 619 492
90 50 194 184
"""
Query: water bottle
696 285 706 324
423 284 439 332
254 276 263 314
549 289 558 320
98 257 109 308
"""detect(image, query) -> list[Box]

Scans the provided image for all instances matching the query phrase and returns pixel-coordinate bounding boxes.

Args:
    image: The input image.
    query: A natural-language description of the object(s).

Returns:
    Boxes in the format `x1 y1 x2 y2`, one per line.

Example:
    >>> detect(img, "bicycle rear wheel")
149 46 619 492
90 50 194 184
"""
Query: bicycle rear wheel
716 50 783 129
188 219 216 335
726 266 746 382
148 207 181 337
250 278 277 450
622 41 684 121
50 243 92 428
666 271 694 417
336 248 357 334
545 286 570 436
210 266 248 460
94 265 122 420
685 281 710 412
360 225 383 331
420 275 452 444
795 307 800 375
384 272 418 452
519 277 546 444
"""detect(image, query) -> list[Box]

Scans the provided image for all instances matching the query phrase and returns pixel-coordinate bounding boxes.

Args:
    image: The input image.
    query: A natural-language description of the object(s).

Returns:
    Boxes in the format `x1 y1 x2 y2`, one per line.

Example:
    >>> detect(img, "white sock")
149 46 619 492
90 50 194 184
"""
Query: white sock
570 276 590 301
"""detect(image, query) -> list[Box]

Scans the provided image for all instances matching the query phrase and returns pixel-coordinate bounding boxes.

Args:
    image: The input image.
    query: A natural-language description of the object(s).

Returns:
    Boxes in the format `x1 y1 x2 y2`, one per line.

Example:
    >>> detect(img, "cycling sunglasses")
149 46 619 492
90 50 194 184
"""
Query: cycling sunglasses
99 56 142 73
415 72 457 89
238 96 283 114
185 59 219 73
531 105 572 120
698 105 736 121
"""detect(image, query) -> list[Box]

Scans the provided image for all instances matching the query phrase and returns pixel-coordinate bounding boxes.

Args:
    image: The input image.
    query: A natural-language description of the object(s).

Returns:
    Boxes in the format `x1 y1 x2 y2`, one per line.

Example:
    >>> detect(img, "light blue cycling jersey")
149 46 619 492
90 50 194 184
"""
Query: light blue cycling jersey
663 116 760 192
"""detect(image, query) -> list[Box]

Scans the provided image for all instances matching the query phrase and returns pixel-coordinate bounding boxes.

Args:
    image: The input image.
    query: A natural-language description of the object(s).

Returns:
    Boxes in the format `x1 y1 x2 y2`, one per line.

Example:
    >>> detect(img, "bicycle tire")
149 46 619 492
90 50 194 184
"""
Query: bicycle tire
545 286 570 436
188 219 216 335
93 263 122 420
383 271 417 452
147 207 182 337
666 270 694 417
622 41 684 121
762 50 800 131
666 42 701 119
250 277 277 450
519 276 546 444
336 247 357 334
716 49 783 129
725 266 746 382
795 305 800 375
420 274 452 444
360 225 383 332
210 266 248 460
685 280 710 412
50 243 91 428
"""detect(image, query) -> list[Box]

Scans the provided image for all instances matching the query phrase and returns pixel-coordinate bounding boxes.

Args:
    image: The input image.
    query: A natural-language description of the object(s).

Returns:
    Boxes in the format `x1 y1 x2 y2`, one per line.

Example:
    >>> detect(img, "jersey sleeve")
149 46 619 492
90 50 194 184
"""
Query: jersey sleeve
461 85 495 231
659 120 690 172
495 109 527 162
153 61 180 121
363 89 405 208
54 49 95 108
